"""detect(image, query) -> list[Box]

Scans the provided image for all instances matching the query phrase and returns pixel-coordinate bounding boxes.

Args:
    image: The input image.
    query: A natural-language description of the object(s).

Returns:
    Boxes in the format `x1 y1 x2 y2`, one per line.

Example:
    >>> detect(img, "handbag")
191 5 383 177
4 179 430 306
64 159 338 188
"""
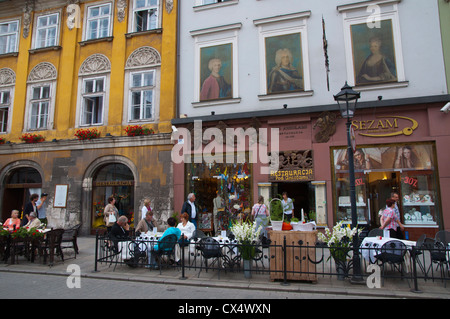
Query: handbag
108 212 117 225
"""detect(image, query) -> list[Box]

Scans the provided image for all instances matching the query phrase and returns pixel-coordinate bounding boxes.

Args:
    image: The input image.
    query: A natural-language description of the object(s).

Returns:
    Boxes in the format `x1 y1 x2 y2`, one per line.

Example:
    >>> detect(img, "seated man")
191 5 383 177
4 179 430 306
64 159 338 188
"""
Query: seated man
24 212 41 229
148 217 181 269
109 216 130 252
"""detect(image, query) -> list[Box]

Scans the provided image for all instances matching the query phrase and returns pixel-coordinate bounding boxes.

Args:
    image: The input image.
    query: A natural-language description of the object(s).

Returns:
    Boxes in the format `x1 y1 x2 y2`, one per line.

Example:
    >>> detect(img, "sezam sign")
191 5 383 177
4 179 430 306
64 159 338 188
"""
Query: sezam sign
351 116 418 137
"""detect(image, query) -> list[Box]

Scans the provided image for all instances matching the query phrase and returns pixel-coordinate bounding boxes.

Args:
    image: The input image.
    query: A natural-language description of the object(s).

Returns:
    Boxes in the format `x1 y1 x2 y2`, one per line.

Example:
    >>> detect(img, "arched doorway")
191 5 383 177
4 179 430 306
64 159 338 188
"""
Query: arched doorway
2 167 42 222
91 163 135 232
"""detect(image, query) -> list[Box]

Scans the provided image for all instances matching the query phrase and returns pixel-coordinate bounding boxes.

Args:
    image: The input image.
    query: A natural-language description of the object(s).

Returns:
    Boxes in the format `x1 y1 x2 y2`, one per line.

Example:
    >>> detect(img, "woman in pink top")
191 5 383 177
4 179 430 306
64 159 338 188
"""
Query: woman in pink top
3 210 21 231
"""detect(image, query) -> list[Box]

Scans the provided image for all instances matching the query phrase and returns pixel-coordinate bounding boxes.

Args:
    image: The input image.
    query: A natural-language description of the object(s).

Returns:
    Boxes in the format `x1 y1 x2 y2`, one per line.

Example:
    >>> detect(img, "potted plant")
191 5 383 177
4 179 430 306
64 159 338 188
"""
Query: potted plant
269 197 283 231
124 125 155 137
230 221 262 278
0 137 6 144
20 133 45 143
74 128 100 140
317 221 361 280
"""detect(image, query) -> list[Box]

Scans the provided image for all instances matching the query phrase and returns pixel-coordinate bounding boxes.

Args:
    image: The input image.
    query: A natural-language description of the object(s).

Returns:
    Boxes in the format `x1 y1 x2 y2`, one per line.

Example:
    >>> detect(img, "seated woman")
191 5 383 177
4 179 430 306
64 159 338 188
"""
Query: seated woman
2 210 21 231
177 213 195 244
148 217 181 269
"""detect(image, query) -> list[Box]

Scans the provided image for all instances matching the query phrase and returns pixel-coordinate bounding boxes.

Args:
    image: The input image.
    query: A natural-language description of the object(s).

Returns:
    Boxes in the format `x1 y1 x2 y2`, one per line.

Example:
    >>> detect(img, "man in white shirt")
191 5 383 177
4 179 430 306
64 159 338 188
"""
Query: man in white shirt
181 193 198 229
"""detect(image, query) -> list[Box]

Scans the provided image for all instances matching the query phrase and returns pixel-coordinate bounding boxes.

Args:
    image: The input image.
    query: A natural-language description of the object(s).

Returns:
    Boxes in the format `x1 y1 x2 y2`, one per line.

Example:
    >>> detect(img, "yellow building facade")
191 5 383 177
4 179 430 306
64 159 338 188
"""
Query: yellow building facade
0 0 178 234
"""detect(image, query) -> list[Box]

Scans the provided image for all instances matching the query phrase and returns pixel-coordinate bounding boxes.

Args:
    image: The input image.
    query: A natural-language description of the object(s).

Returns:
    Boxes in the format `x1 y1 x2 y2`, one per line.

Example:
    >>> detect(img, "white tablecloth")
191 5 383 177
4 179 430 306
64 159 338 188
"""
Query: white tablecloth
360 237 416 272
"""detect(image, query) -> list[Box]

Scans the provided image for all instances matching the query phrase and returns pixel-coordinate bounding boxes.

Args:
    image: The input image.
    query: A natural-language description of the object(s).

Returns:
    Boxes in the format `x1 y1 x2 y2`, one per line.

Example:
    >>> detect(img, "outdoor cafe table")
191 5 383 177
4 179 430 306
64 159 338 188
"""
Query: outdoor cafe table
119 231 163 260
360 236 416 271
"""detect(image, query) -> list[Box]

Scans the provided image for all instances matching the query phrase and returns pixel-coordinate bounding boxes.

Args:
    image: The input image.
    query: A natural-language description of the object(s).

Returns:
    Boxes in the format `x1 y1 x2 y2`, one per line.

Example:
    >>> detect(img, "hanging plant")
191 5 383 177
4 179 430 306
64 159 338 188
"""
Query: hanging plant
20 133 45 143
124 125 155 137
74 128 100 140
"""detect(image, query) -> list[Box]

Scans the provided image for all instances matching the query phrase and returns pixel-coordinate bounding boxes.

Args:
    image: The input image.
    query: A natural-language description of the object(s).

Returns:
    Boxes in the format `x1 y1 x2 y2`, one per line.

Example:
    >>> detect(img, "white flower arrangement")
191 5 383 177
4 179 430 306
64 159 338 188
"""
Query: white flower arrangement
230 221 262 260
317 221 361 262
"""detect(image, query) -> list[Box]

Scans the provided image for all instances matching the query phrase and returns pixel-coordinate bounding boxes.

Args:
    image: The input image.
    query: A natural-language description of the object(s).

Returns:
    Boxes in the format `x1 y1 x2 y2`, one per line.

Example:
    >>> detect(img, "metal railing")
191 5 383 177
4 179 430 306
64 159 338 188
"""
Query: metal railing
94 231 449 292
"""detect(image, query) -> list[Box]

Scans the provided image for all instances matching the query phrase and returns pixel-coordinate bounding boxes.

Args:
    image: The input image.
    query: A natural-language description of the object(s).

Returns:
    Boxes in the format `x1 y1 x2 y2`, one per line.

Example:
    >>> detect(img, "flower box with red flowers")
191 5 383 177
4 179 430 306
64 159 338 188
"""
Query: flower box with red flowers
19 133 45 143
124 125 155 137
75 128 101 140
0 137 5 145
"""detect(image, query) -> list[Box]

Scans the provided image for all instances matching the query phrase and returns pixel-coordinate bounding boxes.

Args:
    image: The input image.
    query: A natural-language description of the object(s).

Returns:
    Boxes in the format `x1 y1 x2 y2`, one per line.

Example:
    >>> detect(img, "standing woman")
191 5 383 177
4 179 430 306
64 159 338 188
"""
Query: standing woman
104 196 119 229
251 196 269 238
141 198 152 220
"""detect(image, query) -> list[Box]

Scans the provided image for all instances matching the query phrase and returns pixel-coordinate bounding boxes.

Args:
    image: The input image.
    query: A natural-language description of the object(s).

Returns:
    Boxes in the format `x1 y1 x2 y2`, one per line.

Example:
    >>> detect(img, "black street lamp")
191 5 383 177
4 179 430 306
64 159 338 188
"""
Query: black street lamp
334 82 363 283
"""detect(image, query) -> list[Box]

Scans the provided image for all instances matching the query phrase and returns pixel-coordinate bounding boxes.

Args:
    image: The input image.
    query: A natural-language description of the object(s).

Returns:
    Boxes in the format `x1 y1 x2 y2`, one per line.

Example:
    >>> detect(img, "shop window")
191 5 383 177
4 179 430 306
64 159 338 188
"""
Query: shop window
0 19 19 54
91 163 135 229
332 143 440 229
185 155 252 231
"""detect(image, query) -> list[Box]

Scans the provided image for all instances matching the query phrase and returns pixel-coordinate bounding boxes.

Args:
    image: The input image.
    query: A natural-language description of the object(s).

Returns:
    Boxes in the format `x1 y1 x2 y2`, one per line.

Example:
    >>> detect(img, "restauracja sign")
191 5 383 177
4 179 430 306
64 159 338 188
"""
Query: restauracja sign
351 116 418 137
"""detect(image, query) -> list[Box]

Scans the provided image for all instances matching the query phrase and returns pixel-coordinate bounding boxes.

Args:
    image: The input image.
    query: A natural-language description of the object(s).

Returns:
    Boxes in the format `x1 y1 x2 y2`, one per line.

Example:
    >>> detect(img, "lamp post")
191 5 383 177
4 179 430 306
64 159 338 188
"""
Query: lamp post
334 82 363 282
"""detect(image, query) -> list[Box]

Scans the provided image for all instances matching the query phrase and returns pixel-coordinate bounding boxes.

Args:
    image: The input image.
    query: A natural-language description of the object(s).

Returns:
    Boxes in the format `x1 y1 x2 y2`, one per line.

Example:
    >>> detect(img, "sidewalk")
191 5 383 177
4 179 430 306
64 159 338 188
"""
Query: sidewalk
1 236 449 299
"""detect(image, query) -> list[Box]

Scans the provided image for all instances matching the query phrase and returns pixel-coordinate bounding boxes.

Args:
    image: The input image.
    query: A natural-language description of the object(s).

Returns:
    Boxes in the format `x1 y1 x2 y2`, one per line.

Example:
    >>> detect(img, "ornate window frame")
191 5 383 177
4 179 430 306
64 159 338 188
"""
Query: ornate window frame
24 62 57 131
0 68 15 134
76 54 111 128
123 46 161 124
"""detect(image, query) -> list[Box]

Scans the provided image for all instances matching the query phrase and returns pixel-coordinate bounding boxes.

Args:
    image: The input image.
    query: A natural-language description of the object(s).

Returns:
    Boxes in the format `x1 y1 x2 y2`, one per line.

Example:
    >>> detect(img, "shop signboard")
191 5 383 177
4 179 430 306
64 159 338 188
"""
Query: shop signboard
268 150 314 182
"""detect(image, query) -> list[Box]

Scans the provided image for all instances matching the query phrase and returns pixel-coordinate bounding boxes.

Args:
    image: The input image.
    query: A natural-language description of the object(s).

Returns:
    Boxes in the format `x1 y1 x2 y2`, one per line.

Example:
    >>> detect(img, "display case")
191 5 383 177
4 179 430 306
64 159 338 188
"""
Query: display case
401 171 437 226
335 172 369 225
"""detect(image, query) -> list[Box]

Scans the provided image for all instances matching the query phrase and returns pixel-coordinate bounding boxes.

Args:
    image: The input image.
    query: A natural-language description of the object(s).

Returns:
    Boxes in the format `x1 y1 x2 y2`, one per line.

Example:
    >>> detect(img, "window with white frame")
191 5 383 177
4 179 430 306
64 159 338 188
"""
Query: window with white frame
132 0 160 32
35 13 59 48
129 71 155 121
85 3 112 40
0 90 10 132
0 20 19 54
81 77 105 126
29 86 50 130
337 0 406 90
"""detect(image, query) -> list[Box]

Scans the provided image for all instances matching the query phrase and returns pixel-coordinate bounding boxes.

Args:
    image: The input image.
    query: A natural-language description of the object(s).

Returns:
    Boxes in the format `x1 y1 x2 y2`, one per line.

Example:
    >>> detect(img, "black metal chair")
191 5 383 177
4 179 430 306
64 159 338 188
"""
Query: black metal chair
155 234 178 274
435 230 450 246
410 234 427 277
61 224 82 258
375 240 409 287
126 240 147 268
197 237 223 279
41 229 65 266
423 237 448 287
367 228 383 237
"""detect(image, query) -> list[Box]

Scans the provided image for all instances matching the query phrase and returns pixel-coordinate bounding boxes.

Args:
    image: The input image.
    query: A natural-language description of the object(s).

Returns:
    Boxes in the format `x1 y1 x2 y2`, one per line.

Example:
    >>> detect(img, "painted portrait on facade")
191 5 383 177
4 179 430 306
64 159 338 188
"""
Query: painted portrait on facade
351 19 397 86
200 43 232 101
265 33 304 94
